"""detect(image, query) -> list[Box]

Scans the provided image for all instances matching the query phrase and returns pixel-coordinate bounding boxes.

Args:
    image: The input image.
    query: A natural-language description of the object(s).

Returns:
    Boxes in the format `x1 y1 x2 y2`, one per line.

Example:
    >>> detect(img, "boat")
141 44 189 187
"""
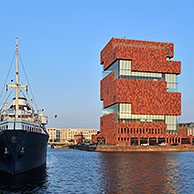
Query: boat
0 37 49 174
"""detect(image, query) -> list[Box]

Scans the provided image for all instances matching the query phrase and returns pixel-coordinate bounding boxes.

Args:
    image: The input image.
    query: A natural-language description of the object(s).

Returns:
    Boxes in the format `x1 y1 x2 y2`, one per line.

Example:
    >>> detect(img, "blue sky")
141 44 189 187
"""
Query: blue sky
0 0 193 129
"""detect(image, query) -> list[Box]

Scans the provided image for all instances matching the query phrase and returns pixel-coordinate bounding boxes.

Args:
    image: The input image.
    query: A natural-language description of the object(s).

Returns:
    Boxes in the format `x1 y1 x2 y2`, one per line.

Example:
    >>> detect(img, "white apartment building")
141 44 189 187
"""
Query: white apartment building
47 128 98 142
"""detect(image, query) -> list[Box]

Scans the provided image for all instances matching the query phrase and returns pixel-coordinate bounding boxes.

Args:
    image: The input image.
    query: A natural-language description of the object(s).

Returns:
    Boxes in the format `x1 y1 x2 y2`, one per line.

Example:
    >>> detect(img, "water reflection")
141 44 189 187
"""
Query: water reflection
98 152 182 194
0 165 48 193
0 149 192 193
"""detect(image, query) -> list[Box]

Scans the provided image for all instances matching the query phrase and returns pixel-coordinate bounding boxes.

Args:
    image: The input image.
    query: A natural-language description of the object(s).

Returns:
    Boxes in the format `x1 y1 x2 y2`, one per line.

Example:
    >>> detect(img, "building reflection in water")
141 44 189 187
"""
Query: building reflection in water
98 152 182 194
0 165 48 193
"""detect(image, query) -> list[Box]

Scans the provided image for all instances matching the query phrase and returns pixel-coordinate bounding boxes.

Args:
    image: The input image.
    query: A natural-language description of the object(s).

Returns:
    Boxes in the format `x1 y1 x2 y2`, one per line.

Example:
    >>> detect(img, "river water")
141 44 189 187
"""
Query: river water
0 148 194 193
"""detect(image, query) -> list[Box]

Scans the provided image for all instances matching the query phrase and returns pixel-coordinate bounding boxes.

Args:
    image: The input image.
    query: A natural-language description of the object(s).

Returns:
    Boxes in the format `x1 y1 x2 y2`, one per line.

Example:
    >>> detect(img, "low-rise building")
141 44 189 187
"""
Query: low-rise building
47 128 67 142
188 123 194 136
66 128 97 142
47 128 98 143
47 128 57 142
179 123 194 136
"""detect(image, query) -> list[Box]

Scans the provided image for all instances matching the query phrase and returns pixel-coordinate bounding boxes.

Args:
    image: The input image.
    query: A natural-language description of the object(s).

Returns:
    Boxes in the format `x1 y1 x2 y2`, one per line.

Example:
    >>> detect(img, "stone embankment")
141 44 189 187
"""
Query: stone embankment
71 145 194 152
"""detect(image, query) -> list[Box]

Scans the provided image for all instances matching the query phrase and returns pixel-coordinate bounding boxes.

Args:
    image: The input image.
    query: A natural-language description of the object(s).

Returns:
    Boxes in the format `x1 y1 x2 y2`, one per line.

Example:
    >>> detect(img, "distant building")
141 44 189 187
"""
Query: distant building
188 123 194 136
179 123 194 136
74 132 85 144
47 128 57 142
46 128 67 142
47 128 97 143
66 128 97 142
178 125 187 136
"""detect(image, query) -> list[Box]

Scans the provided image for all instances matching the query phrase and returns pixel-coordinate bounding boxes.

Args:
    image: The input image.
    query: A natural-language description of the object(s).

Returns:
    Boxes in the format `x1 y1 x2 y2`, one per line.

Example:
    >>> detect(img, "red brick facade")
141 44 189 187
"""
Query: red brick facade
101 72 181 115
179 126 188 136
93 38 194 146
100 114 167 145
95 113 193 146
101 38 181 74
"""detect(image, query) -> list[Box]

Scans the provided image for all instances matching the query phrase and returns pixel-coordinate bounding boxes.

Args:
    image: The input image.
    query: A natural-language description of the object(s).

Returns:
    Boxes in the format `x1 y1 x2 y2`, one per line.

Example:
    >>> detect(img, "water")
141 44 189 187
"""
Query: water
0 149 194 193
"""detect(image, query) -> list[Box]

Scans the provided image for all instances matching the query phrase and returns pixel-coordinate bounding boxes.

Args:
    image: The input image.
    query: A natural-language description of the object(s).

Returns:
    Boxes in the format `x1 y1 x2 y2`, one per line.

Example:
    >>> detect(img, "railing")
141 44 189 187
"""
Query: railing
0 110 41 125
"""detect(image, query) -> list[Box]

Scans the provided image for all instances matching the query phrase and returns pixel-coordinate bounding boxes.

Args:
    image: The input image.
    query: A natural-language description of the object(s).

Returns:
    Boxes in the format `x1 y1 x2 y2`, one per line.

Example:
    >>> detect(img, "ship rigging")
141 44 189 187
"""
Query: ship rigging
0 37 49 174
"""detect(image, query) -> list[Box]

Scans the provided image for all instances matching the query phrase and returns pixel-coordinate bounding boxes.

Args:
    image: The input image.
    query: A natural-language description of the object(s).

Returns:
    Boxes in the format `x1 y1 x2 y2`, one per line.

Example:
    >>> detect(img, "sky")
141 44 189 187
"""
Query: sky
0 0 193 130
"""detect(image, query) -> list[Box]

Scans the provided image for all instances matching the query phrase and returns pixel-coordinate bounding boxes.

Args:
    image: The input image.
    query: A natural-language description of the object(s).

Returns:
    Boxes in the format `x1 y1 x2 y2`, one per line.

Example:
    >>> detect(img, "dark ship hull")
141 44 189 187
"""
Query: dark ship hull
0 130 48 174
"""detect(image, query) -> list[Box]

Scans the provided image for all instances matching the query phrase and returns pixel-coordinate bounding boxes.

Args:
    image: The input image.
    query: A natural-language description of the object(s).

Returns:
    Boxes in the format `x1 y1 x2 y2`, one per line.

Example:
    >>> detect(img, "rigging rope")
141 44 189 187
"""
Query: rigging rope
18 52 39 112
0 88 14 111
0 91 8 109
0 52 16 103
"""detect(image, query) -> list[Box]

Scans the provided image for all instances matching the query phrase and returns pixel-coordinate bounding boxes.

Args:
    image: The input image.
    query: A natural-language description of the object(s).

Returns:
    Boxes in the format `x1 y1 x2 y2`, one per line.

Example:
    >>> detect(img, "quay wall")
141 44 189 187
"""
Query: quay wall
72 145 194 152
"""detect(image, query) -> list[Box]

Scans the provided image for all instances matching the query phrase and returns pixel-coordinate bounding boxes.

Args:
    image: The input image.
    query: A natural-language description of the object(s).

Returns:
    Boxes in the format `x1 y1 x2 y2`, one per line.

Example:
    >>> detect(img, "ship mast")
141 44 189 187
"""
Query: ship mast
6 37 28 119
15 37 19 117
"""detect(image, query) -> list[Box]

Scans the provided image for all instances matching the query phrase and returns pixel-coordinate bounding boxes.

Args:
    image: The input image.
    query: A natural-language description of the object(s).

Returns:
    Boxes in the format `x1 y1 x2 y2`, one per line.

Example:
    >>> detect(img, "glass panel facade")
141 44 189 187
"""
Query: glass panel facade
102 60 178 92
103 102 178 133
165 115 177 133
102 60 119 79
119 60 131 76
165 74 177 91
119 113 165 124
120 70 163 81
119 103 131 118
102 104 118 116
102 104 119 122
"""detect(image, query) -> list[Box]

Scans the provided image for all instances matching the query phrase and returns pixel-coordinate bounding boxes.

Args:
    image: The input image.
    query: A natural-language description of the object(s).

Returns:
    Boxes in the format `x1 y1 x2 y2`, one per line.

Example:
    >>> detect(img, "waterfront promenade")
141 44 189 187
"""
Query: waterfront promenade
73 144 194 152
50 143 194 152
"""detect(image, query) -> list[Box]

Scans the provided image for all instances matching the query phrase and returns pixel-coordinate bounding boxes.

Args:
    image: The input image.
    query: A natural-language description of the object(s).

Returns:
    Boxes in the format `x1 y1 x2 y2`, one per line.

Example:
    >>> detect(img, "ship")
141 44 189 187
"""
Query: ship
0 37 49 174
